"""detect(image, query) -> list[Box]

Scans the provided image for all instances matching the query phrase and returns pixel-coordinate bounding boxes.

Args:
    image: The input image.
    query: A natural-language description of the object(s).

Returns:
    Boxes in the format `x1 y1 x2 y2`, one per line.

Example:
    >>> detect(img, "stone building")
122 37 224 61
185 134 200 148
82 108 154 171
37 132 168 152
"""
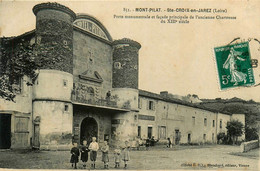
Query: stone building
0 2 245 149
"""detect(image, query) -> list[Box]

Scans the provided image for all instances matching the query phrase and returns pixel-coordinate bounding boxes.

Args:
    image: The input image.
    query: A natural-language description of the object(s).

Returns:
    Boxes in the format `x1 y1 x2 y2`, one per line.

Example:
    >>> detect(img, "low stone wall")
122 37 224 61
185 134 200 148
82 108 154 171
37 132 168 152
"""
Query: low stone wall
240 140 259 152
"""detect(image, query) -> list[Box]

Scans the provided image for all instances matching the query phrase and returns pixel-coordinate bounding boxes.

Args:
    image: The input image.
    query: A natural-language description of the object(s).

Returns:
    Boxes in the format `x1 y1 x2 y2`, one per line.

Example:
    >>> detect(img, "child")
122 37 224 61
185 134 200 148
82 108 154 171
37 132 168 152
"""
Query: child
101 141 109 169
81 140 89 169
70 142 80 169
89 137 99 169
121 141 130 169
114 148 121 168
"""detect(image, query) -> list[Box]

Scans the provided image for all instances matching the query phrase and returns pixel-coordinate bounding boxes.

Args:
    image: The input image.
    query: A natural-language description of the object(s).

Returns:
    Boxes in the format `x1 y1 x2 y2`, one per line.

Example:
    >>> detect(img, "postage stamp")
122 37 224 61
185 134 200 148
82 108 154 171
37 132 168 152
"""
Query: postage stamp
214 42 255 90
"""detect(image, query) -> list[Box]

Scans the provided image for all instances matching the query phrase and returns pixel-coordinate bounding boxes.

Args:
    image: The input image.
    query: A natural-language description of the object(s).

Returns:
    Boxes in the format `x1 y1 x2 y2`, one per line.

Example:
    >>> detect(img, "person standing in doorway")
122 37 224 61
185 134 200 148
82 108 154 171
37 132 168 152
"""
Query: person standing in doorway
80 140 89 169
70 142 80 169
101 141 109 169
89 137 99 169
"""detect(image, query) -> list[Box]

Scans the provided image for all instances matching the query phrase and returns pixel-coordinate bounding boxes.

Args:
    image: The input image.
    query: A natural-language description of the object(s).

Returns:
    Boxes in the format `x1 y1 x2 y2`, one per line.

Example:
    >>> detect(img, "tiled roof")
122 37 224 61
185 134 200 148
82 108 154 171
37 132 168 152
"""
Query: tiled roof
138 89 232 115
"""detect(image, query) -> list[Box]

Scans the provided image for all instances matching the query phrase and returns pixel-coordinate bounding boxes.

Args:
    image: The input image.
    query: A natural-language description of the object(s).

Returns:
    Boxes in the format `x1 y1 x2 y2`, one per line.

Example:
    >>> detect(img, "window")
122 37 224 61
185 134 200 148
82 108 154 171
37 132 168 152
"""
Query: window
220 119 222 128
138 98 142 109
63 40 68 45
192 116 195 126
158 126 166 139
114 62 121 69
204 118 207 126
138 126 141 137
134 115 137 121
203 134 206 141
12 77 22 94
148 100 154 110
213 120 215 127
212 133 214 142
63 79 68 87
64 104 69 112
175 129 181 145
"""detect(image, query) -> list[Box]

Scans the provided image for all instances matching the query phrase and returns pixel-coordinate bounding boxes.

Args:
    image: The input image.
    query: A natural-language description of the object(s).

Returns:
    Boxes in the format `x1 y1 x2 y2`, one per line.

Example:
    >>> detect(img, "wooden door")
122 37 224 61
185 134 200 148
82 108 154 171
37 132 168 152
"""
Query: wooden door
33 123 40 148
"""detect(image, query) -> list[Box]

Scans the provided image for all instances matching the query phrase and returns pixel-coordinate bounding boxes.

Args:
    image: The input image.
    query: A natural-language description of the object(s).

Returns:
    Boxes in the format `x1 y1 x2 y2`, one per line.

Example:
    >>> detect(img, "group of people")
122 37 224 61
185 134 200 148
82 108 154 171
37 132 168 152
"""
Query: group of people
70 137 130 169
134 136 158 150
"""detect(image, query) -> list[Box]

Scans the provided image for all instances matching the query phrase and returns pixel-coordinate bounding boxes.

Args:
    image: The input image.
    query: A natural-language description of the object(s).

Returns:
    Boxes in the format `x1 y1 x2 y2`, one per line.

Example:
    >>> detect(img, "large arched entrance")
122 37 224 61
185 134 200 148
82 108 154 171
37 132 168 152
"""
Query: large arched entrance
80 117 98 144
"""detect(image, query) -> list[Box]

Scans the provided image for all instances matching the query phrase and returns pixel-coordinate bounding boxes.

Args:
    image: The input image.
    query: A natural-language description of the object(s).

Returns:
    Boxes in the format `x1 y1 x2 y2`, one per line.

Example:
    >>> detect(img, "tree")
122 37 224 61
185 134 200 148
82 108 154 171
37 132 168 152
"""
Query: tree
0 37 48 101
245 127 259 141
226 120 244 145
217 132 228 144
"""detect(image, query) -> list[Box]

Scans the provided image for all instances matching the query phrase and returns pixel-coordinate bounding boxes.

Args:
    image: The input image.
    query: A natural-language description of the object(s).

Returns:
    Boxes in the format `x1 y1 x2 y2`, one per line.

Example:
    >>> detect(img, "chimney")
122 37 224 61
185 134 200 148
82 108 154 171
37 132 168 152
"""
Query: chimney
160 91 168 97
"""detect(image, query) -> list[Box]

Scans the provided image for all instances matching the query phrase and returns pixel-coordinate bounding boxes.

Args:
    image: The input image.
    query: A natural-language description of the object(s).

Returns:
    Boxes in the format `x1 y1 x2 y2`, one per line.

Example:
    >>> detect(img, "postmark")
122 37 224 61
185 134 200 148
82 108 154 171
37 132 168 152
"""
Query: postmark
214 42 255 90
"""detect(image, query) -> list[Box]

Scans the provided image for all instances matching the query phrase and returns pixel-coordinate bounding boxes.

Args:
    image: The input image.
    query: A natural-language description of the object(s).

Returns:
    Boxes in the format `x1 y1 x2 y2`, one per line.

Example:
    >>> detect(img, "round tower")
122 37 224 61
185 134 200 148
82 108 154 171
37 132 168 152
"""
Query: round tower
33 2 76 73
32 2 76 150
111 39 141 146
112 38 141 89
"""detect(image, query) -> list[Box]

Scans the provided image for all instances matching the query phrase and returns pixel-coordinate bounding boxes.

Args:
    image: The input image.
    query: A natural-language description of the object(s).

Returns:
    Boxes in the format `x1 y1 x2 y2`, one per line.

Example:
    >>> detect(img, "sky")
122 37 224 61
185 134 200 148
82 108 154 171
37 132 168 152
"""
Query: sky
1 0 260 102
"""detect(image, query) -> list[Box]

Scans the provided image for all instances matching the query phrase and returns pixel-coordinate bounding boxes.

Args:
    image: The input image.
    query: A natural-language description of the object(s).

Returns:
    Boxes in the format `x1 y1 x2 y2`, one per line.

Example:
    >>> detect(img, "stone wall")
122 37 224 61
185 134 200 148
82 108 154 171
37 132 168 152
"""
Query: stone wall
240 140 259 152
73 106 112 146
73 30 113 101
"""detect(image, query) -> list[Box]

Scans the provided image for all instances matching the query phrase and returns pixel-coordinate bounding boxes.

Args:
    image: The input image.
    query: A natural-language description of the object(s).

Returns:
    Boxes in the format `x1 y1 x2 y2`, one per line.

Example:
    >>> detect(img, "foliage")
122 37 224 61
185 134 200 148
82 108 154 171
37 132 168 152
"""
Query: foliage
0 37 48 101
245 127 259 141
217 132 229 144
226 120 244 145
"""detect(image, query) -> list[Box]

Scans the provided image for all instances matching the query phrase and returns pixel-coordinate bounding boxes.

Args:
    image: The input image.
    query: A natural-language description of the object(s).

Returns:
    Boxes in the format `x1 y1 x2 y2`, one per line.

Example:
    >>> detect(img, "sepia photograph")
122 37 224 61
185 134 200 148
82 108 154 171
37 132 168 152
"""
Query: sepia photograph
0 0 259 170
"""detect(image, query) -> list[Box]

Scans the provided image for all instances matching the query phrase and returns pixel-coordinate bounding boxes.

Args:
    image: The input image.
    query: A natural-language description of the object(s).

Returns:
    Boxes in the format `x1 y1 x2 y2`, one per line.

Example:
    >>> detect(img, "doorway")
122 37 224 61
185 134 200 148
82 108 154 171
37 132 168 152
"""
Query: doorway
0 114 11 149
147 127 152 139
188 133 191 144
80 117 98 144
175 129 180 145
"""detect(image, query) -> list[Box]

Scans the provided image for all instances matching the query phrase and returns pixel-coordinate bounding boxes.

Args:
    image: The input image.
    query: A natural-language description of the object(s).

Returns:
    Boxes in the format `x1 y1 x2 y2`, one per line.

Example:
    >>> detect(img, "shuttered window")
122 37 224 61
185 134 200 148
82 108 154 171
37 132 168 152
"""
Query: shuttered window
147 100 155 110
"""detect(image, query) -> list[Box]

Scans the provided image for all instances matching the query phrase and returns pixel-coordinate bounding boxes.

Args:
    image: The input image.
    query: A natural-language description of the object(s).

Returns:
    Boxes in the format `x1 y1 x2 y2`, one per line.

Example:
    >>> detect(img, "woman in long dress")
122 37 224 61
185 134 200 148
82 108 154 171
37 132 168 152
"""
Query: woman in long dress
70 142 80 169
122 142 130 169
80 140 89 169
223 47 247 85
101 141 109 169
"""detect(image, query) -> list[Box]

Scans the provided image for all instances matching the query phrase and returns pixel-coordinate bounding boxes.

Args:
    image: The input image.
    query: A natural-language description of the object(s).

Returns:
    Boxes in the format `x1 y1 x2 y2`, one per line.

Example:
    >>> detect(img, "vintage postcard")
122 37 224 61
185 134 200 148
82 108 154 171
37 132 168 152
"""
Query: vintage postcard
0 0 259 171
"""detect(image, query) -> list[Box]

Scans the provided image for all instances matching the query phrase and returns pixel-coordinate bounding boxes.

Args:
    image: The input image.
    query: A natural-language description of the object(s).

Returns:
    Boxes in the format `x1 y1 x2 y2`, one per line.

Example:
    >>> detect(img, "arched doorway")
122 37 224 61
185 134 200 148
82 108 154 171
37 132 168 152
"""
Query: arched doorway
80 117 98 145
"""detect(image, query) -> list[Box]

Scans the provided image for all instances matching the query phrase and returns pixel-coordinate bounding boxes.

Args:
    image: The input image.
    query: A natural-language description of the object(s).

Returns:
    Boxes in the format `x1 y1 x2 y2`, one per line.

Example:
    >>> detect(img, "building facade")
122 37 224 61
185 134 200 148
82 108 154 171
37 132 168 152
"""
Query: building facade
0 2 245 149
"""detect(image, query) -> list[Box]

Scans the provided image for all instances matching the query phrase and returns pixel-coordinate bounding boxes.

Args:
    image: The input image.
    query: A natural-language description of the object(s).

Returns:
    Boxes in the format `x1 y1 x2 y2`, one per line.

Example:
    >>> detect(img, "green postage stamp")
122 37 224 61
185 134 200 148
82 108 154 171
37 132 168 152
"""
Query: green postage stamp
214 42 255 90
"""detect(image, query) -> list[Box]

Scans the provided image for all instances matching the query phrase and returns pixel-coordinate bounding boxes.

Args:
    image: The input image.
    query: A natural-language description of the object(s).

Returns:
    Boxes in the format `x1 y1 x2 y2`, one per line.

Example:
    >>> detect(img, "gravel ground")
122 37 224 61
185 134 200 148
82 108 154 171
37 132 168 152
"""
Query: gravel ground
0 145 258 170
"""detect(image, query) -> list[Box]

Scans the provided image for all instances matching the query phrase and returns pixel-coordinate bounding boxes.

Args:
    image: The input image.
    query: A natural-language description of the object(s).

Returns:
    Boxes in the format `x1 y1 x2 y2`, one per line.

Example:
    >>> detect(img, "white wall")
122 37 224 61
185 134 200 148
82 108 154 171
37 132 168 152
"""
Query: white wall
0 76 32 113
33 70 73 101
111 88 138 110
